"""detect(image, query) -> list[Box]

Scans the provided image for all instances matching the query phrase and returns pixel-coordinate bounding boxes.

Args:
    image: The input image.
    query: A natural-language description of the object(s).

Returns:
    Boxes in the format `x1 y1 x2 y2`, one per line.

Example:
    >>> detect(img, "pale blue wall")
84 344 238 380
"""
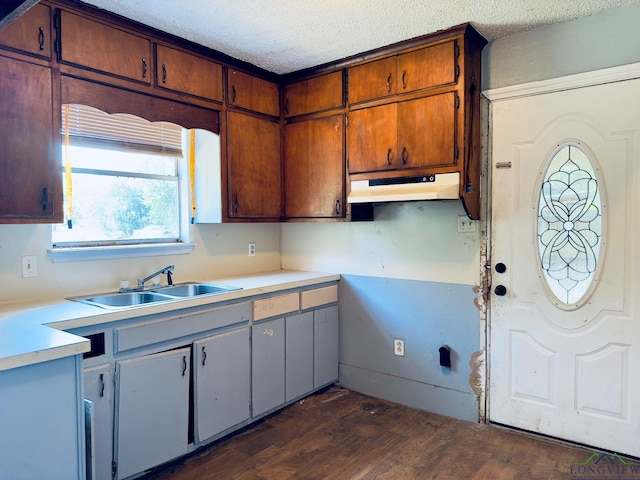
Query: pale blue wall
483 2 640 90
338 275 480 422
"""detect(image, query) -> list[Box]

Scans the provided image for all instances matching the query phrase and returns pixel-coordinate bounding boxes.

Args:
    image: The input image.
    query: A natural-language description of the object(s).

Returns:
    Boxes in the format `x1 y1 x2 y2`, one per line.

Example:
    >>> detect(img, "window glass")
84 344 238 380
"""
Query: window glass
53 105 184 248
537 144 603 307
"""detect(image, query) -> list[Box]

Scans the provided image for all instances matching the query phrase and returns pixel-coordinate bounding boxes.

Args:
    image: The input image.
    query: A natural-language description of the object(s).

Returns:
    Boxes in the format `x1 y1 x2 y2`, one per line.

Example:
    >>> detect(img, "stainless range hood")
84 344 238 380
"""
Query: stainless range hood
347 172 460 204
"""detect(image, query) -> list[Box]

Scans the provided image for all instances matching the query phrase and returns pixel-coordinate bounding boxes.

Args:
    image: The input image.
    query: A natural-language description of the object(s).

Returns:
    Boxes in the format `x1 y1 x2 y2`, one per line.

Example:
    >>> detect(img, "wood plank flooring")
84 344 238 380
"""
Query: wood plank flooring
139 387 619 480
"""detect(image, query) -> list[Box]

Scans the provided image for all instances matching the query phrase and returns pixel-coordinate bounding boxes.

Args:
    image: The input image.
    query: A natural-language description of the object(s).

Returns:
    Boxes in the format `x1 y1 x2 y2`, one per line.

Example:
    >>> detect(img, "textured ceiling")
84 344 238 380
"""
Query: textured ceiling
80 0 639 74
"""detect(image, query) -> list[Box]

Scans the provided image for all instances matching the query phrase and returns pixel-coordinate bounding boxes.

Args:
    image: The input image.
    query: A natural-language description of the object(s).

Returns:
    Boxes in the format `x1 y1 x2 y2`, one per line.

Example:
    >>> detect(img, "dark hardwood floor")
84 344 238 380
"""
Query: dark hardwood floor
140 386 618 480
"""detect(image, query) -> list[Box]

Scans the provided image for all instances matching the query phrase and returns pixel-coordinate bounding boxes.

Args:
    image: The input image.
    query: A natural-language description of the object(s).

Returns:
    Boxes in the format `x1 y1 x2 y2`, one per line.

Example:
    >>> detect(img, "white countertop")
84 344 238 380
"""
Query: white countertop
0 270 340 373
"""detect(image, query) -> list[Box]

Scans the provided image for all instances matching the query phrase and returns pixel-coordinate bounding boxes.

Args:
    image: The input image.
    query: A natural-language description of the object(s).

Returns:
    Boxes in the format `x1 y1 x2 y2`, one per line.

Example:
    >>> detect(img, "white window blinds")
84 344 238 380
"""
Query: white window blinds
61 104 183 156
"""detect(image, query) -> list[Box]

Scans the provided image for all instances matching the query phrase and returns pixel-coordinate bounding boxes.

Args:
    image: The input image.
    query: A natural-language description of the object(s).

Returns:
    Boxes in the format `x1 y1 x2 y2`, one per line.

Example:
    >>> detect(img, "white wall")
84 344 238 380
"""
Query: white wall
0 222 280 305
281 200 481 286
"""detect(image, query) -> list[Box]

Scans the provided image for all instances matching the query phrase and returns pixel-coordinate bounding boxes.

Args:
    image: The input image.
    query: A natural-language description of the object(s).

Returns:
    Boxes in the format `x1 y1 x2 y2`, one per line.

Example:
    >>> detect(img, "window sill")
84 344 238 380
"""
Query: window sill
48 243 195 263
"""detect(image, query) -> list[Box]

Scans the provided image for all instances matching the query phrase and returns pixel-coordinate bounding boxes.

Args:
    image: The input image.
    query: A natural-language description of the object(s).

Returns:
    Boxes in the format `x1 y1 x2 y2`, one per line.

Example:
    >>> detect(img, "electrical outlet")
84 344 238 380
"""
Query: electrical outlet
248 242 256 257
394 338 405 357
21 255 38 278
457 215 477 233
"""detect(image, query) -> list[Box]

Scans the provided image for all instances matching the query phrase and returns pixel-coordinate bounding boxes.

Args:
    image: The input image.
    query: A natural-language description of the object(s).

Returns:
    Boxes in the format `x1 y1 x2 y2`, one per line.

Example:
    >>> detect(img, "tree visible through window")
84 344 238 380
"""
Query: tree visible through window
52 105 185 248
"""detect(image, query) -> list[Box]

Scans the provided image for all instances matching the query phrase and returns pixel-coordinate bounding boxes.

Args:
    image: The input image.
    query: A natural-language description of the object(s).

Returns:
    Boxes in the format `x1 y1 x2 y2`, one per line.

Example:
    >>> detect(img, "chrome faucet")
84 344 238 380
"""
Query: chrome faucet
137 264 174 289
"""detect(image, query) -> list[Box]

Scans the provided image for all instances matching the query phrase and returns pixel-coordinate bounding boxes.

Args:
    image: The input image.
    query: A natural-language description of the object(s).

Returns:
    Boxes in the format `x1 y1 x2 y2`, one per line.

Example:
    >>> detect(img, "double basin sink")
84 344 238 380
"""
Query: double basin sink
70 283 242 310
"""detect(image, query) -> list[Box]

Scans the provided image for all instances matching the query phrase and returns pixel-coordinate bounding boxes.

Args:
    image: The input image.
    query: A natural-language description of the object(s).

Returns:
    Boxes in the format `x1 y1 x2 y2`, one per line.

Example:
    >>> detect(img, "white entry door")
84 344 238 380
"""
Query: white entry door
489 76 640 456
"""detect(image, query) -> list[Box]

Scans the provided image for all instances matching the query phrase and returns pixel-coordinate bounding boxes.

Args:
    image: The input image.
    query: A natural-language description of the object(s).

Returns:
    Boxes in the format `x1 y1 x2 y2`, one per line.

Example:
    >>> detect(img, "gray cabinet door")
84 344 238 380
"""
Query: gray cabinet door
194 327 250 442
314 305 339 388
285 312 314 401
115 347 190 479
84 364 113 480
252 318 285 417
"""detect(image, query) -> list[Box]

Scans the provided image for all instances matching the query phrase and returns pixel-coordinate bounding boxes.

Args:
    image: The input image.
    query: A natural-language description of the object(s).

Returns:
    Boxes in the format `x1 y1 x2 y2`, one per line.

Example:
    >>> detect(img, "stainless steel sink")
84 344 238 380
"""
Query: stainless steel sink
68 282 242 309
74 291 175 309
157 283 241 297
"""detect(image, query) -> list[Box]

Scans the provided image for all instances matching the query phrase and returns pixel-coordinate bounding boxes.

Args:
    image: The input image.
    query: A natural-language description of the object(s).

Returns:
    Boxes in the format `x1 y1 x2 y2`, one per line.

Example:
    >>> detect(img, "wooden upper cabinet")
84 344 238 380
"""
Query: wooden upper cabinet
0 3 51 59
347 93 458 174
156 44 222 102
0 55 60 221
283 71 343 118
57 10 152 84
397 92 457 169
347 104 396 174
226 111 281 219
227 70 279 117
348 40 458 104
348 56 397 104
284 115 345 218
396 40 458 94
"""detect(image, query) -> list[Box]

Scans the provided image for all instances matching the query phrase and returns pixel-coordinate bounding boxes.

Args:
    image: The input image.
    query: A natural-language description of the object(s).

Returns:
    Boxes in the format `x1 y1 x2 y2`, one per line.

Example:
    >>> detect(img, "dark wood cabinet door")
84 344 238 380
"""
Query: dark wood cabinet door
397 92 457 169
58 10 151 84
0 3 51 59
285 115 344 218
283 71 343 118
0 55 60 221
227 70 279 117
347 56 397 104
227 111 281 219
156 45 222 102
397 41 457 93
347 104 396 174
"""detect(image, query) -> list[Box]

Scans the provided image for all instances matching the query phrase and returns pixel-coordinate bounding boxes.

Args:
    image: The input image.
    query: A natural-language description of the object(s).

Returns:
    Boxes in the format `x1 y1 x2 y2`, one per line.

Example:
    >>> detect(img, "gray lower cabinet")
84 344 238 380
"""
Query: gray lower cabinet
314 305 339 388
285 312 314 402
194 327 250 442
84 364 113 480
252 317 285 417
115 347 191 480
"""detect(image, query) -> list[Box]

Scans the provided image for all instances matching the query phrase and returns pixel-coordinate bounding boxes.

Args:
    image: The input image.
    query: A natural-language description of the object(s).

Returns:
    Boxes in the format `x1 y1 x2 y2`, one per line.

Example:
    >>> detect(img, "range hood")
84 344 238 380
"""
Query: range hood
347 172 460 204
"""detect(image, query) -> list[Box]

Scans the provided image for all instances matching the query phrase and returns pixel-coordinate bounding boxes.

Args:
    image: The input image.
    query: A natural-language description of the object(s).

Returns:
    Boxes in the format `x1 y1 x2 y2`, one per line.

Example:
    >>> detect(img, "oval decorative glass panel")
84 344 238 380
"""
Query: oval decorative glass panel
537 144 603 308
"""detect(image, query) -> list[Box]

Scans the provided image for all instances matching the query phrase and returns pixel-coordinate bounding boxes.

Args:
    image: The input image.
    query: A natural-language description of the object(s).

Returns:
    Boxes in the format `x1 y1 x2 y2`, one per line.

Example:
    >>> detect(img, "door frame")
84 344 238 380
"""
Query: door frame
480 61 640 425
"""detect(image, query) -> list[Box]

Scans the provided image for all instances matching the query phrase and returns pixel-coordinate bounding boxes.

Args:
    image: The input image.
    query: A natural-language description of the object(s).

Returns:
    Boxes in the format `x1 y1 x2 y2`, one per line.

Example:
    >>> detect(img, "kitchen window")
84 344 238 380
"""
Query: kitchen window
50 105 194 262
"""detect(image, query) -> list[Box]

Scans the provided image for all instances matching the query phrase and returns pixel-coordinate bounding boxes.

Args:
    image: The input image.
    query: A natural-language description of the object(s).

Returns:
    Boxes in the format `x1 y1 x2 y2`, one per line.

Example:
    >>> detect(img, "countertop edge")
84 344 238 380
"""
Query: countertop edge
0 270 340 372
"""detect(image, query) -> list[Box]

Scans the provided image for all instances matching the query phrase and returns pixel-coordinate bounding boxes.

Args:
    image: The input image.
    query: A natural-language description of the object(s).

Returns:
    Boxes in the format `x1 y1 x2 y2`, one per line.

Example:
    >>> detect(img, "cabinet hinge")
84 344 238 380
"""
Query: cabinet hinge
53 11 61 56
111 460 117 479
455 94 460 109
455 42 460 59
455 145 460 160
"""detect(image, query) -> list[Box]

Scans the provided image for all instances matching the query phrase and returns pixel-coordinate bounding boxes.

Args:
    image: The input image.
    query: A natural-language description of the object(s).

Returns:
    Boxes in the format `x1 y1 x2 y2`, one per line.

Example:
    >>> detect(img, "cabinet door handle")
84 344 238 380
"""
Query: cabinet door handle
231 85 237 103
40 187 48 211
386 73 392 92
182 355 187 377
142 58 147 78
162 64 167 84
401 70 407 89
99 373 105 397
335 199 341 216
201 346 207 366
387 148 392 166
401 147 408 165
233 194 239 214
38 27 45 51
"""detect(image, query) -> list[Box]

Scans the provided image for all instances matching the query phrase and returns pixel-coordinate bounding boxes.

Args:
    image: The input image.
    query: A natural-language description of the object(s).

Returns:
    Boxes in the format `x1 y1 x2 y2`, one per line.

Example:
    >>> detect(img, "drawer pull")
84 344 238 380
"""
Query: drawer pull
387 148 392 166
401 70 407 89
